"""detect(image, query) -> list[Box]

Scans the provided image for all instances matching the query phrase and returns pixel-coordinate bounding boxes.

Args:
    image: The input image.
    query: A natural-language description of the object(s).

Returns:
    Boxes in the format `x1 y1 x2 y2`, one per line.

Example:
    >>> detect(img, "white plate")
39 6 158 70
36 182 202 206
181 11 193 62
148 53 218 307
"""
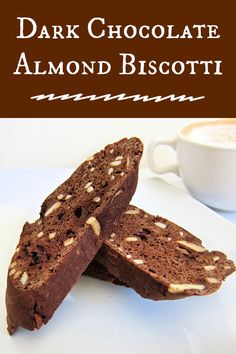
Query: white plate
0 168 236 354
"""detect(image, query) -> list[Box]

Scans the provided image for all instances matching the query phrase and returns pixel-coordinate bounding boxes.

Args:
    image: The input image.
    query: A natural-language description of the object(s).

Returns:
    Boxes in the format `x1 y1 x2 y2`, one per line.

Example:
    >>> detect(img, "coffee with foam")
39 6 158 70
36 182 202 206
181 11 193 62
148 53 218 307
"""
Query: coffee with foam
182 119 236 147
148 118 236 210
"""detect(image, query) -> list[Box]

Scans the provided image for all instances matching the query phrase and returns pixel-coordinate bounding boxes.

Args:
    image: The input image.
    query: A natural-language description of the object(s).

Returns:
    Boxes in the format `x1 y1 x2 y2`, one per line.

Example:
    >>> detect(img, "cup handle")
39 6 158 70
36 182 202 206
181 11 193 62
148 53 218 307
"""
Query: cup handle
147 138 179 176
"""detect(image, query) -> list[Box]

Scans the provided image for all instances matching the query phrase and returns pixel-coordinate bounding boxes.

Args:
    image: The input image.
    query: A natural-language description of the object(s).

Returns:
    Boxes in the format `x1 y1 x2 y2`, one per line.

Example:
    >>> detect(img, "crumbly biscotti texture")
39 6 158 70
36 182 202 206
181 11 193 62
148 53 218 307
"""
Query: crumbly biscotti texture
84 206 235 300
6 138 143 334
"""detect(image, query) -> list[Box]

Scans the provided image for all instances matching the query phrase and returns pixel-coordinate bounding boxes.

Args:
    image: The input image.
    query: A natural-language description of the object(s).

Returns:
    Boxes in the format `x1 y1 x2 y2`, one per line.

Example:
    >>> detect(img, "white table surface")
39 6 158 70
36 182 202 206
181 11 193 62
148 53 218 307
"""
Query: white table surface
217 210 236 225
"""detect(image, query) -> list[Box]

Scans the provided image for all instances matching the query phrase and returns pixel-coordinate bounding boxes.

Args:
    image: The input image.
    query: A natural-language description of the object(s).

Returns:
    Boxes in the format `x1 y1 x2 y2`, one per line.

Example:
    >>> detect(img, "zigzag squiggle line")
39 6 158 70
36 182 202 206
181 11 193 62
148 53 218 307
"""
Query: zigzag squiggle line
31 92 205 103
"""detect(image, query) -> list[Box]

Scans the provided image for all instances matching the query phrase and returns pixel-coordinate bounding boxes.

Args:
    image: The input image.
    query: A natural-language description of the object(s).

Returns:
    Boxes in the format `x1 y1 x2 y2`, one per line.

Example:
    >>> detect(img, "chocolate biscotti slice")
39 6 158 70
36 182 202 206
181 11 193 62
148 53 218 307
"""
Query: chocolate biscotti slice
6 138 143 334
85 206 235 300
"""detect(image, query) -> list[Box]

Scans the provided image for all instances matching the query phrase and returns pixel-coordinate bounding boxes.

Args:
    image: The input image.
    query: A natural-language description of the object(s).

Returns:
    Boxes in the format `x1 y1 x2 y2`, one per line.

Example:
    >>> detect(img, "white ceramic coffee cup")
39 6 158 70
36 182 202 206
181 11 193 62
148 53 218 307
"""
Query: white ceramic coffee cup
148 119 236 211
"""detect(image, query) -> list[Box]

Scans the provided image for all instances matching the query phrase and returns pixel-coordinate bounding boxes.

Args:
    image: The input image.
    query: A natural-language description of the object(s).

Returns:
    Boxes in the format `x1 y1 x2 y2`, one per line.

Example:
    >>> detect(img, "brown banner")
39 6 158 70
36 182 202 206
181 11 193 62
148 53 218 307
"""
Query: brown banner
1 1 235 117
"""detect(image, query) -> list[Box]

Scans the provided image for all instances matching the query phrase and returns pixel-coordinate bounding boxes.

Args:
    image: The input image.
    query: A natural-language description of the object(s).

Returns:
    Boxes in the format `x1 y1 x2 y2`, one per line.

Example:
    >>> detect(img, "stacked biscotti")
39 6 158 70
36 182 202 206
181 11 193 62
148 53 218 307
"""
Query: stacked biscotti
6 137 235 335
6 138 143 334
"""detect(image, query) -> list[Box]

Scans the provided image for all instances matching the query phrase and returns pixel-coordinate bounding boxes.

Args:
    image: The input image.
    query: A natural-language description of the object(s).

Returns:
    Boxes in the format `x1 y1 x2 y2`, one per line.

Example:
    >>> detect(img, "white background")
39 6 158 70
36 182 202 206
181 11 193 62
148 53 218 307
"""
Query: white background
0 118 199 168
